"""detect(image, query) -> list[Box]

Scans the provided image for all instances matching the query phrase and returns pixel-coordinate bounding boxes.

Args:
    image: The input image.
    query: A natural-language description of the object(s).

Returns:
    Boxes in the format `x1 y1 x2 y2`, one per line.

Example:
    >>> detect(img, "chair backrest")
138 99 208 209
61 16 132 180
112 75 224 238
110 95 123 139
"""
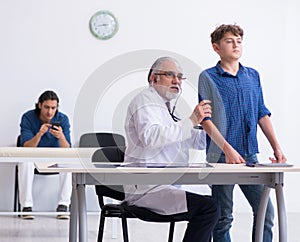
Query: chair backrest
92 146 125 163
79 132 125 148
17 135 21 147
79 133 126 204
92 146 126 202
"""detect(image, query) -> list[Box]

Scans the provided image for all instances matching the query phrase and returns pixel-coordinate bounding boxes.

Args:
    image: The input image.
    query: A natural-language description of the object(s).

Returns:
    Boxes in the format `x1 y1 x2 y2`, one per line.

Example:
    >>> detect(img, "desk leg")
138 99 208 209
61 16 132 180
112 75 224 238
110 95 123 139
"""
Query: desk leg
255 186 271 242
275 183 287 242
78 184 87 242
69 184 78 242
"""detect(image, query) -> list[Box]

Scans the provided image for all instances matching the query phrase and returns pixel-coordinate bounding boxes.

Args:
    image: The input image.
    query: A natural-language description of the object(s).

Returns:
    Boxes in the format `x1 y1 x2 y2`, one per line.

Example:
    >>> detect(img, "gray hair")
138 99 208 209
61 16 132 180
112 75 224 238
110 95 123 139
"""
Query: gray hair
147 56 182 83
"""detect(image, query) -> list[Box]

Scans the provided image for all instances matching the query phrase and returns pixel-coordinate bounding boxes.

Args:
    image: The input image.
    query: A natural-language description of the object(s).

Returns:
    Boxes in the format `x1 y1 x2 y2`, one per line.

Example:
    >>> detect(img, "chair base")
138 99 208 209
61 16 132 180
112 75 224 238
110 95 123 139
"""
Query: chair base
97 203 176 242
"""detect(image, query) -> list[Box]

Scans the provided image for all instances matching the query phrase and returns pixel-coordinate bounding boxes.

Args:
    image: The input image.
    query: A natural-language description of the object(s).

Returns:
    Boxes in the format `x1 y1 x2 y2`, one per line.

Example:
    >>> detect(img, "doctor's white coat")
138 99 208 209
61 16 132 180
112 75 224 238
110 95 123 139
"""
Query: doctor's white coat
123 87 206 215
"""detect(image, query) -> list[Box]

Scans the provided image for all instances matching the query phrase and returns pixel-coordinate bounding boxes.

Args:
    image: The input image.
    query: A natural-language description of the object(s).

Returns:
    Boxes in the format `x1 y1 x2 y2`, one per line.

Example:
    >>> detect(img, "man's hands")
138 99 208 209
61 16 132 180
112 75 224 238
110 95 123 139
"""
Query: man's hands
223 143 245 164
49 124 64 140
189 102 288 165
38 123 51 137
24 122 70 148
225 147 287 164
269 149 287 163
39 123 67 143
200 119 245 164
190 100 212 126
223 145 287 164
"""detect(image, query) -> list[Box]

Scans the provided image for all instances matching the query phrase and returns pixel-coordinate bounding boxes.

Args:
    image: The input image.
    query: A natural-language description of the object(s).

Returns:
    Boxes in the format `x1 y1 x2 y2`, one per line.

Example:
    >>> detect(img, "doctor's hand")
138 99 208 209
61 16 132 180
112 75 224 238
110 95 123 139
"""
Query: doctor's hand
189 100 212 126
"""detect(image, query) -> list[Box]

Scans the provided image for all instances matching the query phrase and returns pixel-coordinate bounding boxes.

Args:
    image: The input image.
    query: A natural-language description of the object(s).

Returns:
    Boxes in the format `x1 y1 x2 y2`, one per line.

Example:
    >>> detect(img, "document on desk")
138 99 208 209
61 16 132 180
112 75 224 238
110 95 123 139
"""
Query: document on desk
47 162 213 169
93 163 122 168
255 163 293 167
119 162 212 168
246 162 293 167
48 163 86 168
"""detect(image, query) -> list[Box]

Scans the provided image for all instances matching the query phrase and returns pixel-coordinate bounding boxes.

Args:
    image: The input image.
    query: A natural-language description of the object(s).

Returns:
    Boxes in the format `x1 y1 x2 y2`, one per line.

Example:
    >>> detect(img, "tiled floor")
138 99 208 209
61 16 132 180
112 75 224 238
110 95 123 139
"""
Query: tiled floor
0 212 299 242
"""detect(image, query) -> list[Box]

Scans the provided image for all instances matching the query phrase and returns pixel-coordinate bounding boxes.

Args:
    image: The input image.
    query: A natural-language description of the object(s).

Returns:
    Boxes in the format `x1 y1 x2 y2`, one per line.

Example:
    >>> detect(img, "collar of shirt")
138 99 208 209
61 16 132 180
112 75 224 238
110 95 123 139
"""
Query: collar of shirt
215 61 246 77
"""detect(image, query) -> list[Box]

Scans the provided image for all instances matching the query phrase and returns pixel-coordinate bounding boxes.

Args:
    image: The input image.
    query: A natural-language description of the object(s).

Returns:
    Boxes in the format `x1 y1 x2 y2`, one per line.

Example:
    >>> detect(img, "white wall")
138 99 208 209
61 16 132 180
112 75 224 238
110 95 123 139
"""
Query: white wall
0 0 299 213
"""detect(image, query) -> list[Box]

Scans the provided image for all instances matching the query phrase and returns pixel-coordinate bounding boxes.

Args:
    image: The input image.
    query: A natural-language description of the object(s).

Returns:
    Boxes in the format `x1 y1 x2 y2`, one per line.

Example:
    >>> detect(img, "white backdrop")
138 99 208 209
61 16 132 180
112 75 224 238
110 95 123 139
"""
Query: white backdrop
0 0 299 214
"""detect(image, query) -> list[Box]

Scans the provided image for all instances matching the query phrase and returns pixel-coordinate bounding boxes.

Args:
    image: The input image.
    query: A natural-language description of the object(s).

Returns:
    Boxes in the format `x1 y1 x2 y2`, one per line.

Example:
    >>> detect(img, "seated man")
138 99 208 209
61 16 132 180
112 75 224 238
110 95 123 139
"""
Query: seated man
123 56 220 242
18 90 72 219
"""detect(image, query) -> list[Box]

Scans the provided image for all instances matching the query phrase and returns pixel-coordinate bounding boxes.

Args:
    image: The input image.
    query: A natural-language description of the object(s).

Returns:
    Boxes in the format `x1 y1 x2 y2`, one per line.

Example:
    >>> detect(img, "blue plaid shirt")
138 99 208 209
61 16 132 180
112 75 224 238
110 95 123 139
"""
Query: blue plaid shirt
198 62 271 160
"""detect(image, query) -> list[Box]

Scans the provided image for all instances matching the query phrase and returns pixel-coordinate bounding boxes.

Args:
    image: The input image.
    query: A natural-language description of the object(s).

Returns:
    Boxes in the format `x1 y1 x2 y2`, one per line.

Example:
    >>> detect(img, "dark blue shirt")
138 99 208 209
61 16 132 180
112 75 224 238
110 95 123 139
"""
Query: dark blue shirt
20 110 71 147
198 62 270 160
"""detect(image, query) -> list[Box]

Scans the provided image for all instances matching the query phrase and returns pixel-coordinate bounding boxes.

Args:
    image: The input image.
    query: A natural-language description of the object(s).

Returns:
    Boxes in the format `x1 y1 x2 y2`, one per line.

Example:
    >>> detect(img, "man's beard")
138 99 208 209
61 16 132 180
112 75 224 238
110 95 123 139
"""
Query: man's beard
165 85 182 100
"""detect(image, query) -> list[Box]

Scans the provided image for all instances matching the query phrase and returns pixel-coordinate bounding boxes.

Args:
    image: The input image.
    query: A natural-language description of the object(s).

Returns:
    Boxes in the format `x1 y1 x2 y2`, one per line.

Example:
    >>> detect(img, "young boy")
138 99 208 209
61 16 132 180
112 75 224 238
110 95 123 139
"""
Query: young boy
198 24 287 242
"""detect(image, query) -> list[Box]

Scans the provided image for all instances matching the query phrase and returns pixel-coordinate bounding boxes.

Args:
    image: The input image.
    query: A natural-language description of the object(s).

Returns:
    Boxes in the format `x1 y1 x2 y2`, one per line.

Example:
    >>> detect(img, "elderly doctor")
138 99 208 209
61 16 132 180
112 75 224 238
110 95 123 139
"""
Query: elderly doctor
123 57 220 242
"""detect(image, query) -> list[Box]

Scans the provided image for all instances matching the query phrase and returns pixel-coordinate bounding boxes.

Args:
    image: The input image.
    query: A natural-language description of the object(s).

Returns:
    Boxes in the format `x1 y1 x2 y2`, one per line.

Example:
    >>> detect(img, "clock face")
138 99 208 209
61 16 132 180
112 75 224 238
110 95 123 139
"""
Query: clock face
89 10 119 40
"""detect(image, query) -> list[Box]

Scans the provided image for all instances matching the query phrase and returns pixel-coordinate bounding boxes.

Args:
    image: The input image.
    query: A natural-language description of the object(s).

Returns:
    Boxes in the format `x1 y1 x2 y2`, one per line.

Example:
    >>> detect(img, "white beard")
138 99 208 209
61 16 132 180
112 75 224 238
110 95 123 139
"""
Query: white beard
165 86 182 100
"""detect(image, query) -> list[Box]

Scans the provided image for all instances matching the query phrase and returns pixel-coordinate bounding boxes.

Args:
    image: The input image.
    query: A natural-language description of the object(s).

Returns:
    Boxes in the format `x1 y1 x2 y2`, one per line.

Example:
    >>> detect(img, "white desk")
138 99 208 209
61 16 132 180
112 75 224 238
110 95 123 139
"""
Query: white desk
35 161 300 242
1 147 298 242
0 147 97 163
0 147 97 216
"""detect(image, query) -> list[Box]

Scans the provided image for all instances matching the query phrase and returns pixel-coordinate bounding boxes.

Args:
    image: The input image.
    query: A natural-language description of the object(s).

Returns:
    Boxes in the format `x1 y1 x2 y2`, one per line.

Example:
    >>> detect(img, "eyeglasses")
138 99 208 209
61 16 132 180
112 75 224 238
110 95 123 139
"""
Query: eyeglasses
155 71 186 81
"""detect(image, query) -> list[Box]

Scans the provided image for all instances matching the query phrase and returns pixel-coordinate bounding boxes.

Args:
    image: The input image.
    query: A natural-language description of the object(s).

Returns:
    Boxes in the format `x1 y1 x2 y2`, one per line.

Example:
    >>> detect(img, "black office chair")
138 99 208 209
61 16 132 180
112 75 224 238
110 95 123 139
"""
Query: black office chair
14 135 58 212
92 146 181 242
79 132 126 148
78 132 126 200
78 132 126 201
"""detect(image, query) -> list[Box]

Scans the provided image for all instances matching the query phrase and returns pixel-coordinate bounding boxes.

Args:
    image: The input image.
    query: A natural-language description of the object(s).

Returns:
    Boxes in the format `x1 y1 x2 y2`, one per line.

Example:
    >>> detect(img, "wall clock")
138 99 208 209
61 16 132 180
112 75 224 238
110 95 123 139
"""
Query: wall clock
89 10 119 40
